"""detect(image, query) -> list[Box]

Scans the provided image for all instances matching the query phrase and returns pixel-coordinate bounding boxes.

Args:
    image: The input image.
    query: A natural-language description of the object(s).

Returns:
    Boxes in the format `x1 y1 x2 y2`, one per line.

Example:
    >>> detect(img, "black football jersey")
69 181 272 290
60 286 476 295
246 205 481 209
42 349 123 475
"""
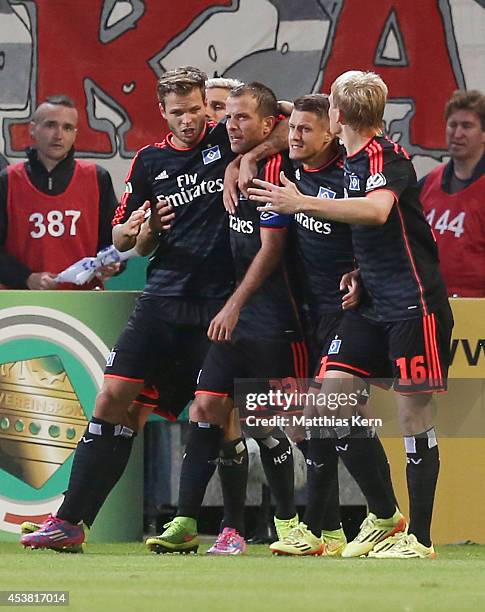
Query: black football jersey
229 152 301 339
291 150 354 319
344 135 448 321
112 122 235 300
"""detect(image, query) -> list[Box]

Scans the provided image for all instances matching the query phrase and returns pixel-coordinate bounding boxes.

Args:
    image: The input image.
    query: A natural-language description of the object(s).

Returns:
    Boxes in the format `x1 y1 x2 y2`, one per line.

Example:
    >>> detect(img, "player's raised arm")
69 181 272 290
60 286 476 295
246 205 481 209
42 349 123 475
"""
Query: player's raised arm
249 172 394 225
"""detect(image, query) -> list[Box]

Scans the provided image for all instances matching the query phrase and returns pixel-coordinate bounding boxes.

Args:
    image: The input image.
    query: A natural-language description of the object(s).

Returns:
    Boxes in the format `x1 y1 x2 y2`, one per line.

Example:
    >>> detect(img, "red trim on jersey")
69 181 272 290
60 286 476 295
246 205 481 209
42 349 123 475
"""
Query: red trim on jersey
430 314 443 385
384 135 410 160
373 142 379 175
132 399 156 409
314 355 329 382
325 361 371 377
166 123 209 151
387 136 400 156
303 151 342 173
290 342 301 378
365 140 384 175
274 154 282 183
347 137 374 159
112 144 151 226
265 153 282 185
375 140 384 172
272 157 279 183
395 204 428 315
423 315 437 386
152 408 178 421
139 386 159 400
301 341 309 378
398 388 447 395
265 156 275 183
431 314 444 383
290 340 308 378
104 374 145 383
426 314 440 386
366 141 376 175
195 390 229 398
424 315 436 386
428 313 444 385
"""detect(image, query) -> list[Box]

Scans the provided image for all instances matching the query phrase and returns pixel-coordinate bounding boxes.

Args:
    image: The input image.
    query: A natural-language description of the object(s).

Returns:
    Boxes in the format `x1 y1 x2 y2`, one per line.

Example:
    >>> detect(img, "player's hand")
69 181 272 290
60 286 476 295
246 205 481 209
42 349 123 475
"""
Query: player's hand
340 269 361 310
96 262 121 281
26 272 58 290
153 199 175 232
207 302 240 342
223 156 241 214
238 152 258 198
249 172 303 214
121 201 151 237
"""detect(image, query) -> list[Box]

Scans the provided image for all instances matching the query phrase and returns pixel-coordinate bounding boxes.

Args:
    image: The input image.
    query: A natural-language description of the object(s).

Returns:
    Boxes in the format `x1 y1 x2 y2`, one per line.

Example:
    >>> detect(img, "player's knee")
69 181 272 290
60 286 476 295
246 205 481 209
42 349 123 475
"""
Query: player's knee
397 393 434 435
94 385 133 422
190 394 230 426
126 405 151 432
320 370 348 396
398 406 433 437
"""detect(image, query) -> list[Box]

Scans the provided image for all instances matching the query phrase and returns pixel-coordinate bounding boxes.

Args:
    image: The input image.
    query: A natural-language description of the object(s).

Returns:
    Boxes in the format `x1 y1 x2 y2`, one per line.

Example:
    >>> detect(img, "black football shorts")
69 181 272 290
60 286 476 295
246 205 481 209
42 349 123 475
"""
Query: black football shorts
322 305 453 393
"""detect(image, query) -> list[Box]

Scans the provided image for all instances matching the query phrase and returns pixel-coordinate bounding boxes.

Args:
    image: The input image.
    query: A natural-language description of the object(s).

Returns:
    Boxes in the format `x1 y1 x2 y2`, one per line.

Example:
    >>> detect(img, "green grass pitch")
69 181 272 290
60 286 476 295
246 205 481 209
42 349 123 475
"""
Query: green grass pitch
1 542 484 611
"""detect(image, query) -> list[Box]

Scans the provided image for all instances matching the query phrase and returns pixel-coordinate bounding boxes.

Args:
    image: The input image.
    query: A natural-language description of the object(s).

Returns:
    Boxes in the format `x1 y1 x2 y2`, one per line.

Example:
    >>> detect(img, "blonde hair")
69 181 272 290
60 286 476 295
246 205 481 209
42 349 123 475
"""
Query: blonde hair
206 77 242 91
331 70 387 131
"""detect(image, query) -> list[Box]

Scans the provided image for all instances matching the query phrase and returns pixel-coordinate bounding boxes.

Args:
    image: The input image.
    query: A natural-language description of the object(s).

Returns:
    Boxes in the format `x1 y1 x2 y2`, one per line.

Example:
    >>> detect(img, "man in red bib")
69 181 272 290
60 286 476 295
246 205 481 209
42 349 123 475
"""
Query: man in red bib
0 95 118 290
420 90 485 297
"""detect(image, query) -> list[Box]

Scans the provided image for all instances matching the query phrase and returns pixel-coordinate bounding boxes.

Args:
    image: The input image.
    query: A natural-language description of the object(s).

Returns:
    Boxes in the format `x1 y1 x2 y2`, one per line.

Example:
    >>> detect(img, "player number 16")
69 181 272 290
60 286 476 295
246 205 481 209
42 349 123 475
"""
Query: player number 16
396 355 427 385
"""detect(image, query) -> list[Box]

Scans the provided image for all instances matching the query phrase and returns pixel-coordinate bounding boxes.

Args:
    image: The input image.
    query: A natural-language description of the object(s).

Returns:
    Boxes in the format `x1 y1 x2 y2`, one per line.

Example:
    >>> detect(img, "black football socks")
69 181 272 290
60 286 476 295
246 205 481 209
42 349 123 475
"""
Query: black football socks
256 432 296 520
336 427 396 519
218 437 249 535
303 437 340 537
405 428 439 547
57 417 135 526
176 421 223 519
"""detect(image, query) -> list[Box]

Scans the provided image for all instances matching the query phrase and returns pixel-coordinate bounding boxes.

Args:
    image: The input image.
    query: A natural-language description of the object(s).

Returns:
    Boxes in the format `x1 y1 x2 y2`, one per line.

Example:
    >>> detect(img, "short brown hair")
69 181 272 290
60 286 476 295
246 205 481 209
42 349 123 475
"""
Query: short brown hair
293 94 330 120
33 95 77 122
42 94 76 108
228 82 278 118
331 70 387 131
445 89 485 130
157 66 207 107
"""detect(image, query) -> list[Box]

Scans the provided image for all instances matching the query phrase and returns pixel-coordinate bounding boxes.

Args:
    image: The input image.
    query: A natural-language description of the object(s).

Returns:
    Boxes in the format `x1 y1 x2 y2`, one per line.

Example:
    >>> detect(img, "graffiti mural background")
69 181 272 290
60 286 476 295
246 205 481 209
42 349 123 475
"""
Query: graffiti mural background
0 0 484 189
